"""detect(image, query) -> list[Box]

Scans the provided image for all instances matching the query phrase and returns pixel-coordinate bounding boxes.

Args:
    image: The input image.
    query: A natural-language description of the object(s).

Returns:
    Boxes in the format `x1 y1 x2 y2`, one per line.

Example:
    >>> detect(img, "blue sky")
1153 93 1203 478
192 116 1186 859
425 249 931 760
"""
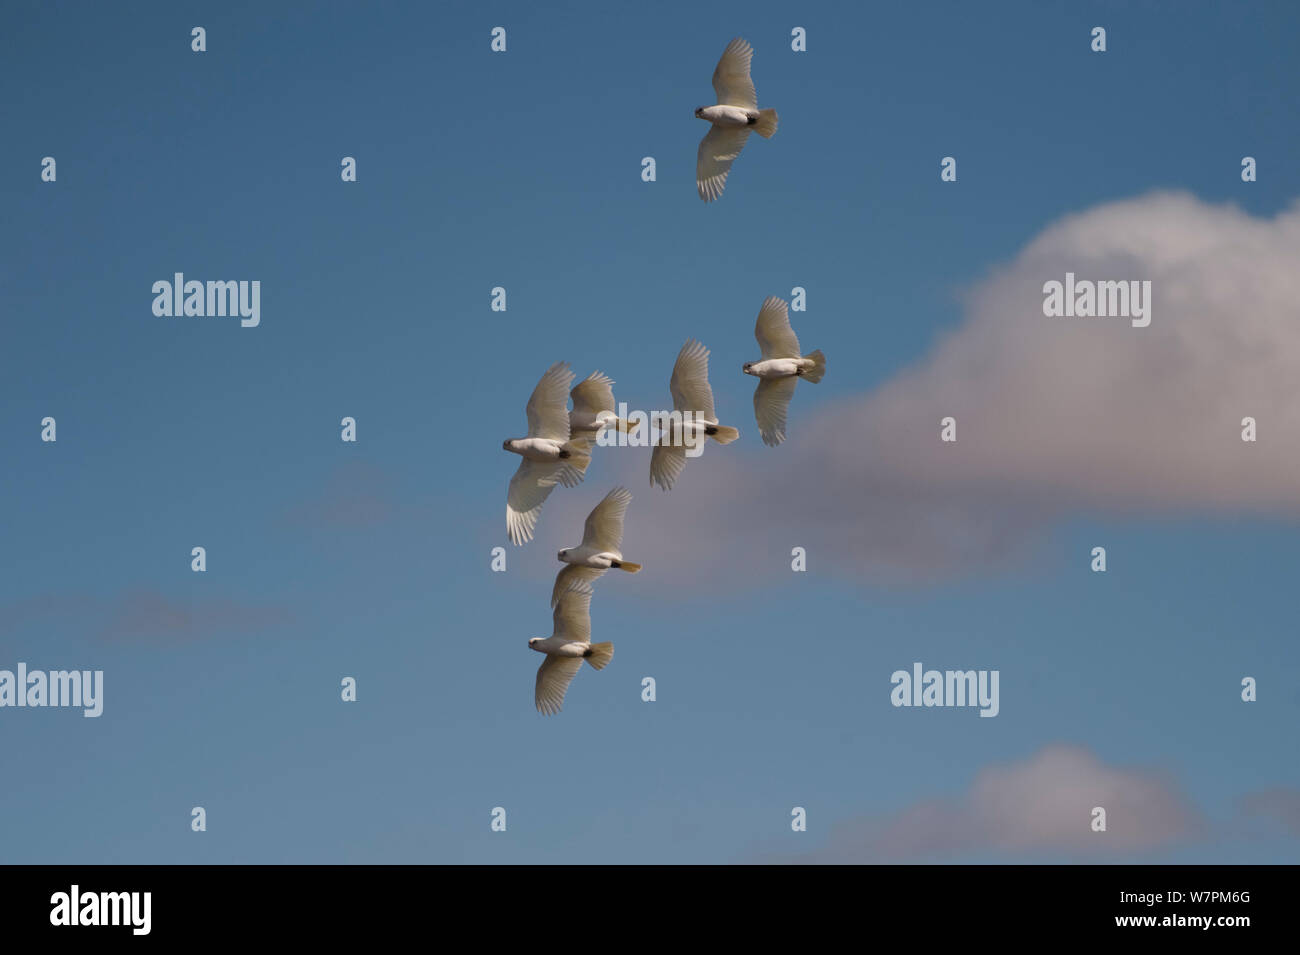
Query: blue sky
2 0 1298 863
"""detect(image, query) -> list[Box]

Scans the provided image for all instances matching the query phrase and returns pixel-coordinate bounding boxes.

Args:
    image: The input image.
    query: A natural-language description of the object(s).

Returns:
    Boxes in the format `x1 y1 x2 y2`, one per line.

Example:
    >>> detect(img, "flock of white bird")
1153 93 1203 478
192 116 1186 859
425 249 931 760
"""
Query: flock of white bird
502 39 826 714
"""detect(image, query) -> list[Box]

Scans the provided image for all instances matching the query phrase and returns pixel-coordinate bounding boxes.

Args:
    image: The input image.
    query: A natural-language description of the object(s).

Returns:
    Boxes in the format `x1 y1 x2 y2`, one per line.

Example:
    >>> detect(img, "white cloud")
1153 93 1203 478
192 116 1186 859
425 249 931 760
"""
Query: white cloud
789 744 1202 862
565 193 1300 584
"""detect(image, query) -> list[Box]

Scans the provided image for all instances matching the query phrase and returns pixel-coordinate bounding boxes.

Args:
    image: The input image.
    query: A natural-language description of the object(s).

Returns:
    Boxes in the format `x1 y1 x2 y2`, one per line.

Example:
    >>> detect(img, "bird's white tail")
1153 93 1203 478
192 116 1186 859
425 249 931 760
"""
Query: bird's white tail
754 109 778 139
708 424 741 445
584 642 614 670
611 560 642 573
802 349 826 384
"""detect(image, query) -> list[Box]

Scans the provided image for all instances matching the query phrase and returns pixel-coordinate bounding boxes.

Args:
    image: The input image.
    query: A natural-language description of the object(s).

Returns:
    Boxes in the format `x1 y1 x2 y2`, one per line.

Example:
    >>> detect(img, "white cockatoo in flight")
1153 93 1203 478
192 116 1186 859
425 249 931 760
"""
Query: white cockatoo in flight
695 37 778 202
551 486 642 608
566 371 638 473
743 296 826 446
531 580 613 715
650 339 740 491
503 362 590 545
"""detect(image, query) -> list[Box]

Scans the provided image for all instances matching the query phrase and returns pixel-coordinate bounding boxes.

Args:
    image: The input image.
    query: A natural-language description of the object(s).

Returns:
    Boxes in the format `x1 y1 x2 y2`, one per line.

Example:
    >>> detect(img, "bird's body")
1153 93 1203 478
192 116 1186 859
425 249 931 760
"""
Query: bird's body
743 297 826 447
503 362 589 545
531 581 613 715
568 409 618 435
697 105 755 127
695 37 779 202
744 356 818 379
529 635 593 658
552 486 642 607
650 339 739 490
655 414 721 442
559 546 622 570
503 436 579 463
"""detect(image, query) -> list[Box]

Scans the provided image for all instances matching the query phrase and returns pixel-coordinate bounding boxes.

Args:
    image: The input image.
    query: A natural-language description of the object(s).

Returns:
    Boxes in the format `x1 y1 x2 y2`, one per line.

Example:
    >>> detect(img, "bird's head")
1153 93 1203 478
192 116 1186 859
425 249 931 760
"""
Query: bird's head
742 361 755 375
694 106 704 118
558 549 568 559
502 439 512 450
528 637 542 652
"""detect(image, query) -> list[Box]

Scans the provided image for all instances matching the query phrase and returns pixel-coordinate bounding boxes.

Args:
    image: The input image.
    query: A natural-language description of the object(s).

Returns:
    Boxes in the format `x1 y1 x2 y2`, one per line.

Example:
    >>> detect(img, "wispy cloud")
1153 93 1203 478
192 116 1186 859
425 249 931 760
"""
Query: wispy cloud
779 744 1205 863
1238 788 1300 835
96 590 291 644
0 589 292 646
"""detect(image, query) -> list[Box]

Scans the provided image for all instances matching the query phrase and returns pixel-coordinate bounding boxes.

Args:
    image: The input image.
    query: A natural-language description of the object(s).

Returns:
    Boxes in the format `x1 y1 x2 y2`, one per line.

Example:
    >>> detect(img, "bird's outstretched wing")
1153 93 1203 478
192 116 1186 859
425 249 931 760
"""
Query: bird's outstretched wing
669 339 717 420
535 655 583 715
754 376 798 447
755 296 801 359
550 564 606 609
571 371 616 416
582 486 631 551
526 362 573 441
697 126 750 202
712 37 757 110
552 580 593 643
649 440 688 491
507 458 575 545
